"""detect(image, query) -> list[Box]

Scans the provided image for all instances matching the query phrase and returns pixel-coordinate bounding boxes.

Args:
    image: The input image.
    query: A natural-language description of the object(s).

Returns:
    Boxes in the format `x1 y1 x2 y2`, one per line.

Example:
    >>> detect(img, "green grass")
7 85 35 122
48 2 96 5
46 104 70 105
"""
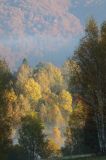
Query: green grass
64 156 106 160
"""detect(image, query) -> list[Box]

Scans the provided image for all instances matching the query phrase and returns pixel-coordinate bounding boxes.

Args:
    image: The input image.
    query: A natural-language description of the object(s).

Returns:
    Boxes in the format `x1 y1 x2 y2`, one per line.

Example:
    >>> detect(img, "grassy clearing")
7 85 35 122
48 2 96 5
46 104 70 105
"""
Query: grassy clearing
63 156 106 160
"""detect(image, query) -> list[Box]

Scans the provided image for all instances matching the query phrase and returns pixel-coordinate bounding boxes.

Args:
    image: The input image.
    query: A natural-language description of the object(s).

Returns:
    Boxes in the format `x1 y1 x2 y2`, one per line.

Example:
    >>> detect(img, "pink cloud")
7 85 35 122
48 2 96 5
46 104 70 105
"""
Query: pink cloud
0 0 82 68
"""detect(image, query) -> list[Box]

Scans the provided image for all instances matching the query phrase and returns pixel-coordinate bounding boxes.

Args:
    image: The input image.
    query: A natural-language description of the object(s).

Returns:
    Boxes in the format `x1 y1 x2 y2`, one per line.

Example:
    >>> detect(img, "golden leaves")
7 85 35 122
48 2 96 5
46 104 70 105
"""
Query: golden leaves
24 78 42 101
59 90 72 112
5 89 17 103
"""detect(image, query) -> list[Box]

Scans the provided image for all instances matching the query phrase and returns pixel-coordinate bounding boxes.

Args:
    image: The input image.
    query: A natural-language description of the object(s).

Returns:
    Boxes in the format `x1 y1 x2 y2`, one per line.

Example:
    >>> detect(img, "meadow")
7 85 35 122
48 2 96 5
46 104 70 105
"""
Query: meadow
63 156 106 160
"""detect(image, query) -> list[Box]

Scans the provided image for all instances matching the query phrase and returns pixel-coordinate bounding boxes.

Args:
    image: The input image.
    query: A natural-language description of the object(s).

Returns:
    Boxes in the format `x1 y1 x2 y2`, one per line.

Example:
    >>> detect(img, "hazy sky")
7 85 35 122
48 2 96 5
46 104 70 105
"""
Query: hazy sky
0 0 106 69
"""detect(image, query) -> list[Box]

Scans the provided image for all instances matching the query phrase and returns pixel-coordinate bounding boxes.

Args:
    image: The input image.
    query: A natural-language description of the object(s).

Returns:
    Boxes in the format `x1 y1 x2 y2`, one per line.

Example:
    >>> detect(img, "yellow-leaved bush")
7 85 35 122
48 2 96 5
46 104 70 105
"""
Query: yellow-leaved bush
46 139 61 156
59 90 72 112
24 78 41 101
52 127 64 146
5 89 17 104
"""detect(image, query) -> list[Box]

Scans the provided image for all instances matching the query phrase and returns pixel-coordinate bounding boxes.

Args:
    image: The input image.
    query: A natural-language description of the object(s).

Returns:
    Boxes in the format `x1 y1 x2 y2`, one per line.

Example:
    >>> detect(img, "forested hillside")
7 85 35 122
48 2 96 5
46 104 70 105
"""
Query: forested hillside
0 19 106 160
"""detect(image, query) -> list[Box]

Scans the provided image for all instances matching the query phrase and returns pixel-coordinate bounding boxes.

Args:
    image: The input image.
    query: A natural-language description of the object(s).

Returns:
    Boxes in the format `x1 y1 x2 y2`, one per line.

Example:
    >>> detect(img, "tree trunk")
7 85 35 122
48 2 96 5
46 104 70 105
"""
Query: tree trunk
95 109 106 153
